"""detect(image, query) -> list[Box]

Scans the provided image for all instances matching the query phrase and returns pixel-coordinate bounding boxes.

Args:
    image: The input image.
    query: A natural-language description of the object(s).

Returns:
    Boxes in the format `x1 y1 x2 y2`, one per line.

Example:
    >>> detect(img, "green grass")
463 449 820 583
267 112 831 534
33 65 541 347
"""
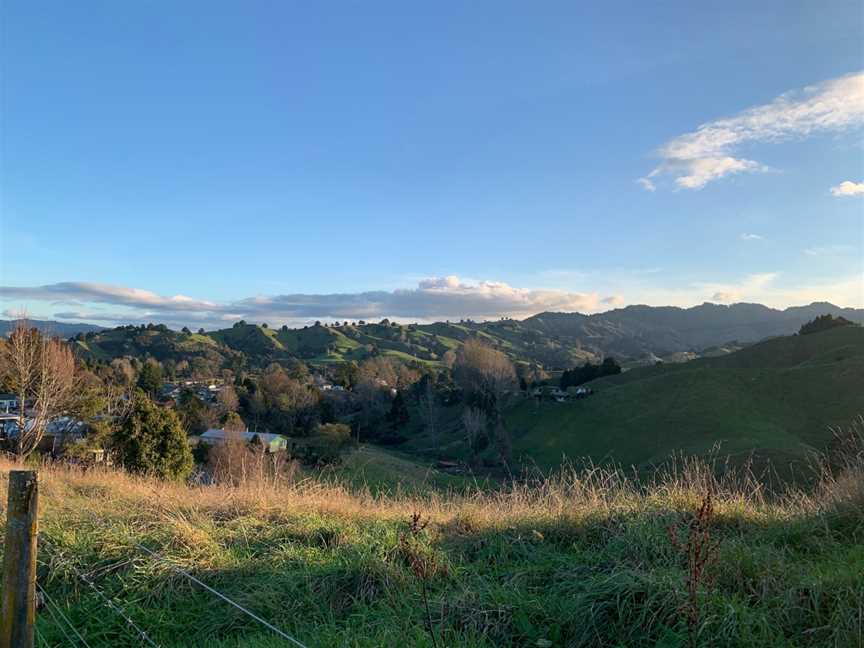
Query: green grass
4 448 862 648
504 327 864 478
317 445 471 493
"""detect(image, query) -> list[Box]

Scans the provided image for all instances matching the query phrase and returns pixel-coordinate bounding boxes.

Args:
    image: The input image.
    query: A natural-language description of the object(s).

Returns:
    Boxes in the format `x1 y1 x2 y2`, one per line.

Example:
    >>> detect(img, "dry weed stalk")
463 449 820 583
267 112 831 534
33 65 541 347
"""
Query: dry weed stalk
667 491 720 647
400 511 439 648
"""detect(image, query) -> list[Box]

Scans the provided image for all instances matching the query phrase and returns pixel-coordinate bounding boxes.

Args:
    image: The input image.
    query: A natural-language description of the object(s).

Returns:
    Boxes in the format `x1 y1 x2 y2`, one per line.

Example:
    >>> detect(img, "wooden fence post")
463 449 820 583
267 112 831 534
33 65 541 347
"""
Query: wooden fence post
1 470 39 648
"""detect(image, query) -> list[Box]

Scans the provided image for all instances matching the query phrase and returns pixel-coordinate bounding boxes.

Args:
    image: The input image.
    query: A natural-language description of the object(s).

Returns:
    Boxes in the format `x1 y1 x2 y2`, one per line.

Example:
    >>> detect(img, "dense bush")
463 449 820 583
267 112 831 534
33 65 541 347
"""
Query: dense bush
112 390 194 480
560 357 621 389
799 314 856 335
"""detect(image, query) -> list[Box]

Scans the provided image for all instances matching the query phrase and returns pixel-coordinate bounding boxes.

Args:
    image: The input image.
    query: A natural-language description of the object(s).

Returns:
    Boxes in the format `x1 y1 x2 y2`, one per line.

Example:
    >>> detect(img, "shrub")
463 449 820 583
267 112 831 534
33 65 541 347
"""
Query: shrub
112 390 194 480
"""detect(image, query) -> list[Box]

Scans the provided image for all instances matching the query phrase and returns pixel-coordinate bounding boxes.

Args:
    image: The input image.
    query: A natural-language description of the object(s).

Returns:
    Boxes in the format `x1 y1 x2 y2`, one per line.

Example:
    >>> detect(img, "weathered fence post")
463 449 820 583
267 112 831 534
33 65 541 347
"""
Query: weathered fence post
1 470 39 648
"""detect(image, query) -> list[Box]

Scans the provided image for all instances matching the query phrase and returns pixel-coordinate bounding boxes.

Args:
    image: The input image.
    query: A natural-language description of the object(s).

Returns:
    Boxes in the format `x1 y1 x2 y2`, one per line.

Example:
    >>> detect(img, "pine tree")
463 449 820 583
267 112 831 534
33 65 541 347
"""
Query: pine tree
137 361 164 398
387 391 410 428
112 391 194 480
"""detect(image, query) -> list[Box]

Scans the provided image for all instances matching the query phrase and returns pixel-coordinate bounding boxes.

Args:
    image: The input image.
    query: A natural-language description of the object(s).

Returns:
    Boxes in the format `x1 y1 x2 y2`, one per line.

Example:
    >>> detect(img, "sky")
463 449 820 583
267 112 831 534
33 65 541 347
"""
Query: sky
1 1 862 329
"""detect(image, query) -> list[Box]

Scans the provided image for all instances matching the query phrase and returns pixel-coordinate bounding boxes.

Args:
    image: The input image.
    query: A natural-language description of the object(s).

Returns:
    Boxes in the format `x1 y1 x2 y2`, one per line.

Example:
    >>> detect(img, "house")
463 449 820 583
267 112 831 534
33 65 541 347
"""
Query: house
199 428 288 453
0 394 19 413
532 386 569 402
0 414 21 440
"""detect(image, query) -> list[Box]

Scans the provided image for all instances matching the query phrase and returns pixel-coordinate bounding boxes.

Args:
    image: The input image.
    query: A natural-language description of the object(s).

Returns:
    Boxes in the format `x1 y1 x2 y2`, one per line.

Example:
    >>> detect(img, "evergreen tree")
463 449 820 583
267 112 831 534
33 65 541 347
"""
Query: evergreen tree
799 314 855 335
177 390 212 435
137 361 164 397
387 391 410 428
112 391 193 480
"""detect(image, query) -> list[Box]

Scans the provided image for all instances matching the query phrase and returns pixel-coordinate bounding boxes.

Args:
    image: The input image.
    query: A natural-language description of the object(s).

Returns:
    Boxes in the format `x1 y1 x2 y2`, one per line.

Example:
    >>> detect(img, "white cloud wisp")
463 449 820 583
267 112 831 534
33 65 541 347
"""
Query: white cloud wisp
639 72 864 190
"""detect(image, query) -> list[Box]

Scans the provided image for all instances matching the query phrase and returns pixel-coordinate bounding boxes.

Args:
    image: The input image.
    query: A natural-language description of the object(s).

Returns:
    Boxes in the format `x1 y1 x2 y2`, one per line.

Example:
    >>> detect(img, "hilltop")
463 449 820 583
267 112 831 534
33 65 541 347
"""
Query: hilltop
62 301 863 372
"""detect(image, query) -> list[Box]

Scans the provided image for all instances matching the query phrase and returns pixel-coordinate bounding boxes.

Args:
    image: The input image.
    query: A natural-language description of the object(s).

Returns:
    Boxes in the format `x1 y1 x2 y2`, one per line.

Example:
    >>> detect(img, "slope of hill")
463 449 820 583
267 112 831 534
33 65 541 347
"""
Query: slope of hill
66 302 863 372
72 324 240 368
0 318 105 337
504 326 864 478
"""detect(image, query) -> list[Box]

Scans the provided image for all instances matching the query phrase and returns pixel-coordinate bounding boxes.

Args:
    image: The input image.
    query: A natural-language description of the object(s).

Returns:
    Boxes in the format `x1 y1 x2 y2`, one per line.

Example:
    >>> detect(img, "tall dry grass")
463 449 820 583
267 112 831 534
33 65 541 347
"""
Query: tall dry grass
0 421 860 647
1 422 860 536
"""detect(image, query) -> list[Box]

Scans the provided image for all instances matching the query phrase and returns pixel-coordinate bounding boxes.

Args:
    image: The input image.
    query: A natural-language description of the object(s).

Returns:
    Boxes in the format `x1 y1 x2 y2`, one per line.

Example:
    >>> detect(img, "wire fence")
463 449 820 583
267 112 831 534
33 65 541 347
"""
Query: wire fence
35 534 310 648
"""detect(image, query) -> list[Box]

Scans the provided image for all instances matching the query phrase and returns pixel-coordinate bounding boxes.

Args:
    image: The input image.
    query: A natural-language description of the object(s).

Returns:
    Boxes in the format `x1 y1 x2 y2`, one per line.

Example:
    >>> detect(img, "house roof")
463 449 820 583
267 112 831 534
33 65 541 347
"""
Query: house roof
201 429 287 445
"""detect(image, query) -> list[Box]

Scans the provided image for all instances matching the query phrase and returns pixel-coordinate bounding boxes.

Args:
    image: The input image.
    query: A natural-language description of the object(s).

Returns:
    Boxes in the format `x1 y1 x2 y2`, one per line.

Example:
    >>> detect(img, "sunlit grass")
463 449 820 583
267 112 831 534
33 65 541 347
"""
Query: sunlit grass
1 434 862 647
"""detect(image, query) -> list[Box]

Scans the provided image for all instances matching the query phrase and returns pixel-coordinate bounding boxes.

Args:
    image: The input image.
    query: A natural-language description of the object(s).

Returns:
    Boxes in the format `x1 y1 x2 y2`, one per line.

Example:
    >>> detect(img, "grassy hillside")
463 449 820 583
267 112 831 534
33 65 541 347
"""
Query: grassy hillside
72 320 595 371
68 304 863 372
505 327 864 478
72 325 235 366
5 450 862 647
317 445 474 493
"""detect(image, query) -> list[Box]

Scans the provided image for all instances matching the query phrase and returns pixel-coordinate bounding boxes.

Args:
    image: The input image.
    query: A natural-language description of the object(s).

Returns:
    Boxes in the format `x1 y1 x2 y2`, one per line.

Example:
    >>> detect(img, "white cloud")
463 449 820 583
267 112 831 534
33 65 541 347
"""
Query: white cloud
804 244 856 257
0 278 611 328
740 233 763 241
675 157 768 190
641 72 864 190
830 180 864 197
601 295 625 307
0 282 216 312
636 177 656 192
710 291 739 303
704 273 779 305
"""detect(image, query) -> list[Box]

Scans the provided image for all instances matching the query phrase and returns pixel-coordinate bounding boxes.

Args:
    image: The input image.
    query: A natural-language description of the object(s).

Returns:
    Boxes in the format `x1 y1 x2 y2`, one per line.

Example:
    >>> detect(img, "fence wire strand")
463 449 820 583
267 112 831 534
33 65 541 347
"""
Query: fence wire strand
38 536 161 648
37 582 92 648
135 542 310 648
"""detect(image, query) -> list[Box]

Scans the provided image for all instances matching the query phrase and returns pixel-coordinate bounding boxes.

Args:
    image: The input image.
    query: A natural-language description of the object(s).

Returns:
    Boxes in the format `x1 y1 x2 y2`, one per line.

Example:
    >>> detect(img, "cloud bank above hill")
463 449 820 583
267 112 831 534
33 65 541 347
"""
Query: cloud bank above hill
3 271 861 329
0 278 605 328
639 72 864 190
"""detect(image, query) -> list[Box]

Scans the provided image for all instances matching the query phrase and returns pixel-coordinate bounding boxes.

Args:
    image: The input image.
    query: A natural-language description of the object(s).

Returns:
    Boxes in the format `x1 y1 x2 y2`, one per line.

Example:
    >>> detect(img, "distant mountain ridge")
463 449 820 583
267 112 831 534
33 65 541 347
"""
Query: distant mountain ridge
8 301 862 370
521 301 864 359
0 318 106 337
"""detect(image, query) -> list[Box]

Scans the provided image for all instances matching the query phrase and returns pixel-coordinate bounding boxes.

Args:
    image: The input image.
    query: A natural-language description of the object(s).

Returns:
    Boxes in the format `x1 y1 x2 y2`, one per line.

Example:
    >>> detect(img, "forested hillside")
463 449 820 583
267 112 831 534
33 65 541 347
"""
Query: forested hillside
58 301 864 374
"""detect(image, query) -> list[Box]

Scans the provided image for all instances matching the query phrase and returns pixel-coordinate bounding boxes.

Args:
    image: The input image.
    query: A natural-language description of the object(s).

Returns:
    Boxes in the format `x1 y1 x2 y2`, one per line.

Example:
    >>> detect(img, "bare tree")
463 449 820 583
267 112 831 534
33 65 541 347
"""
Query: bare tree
0 322 78 458
222 410 246 432
207 428 249 485
420 378 439 446
453 338 516 415
217 384 239 414
453 339 516 462
110 357 135 385
207 429 290 487
461 407 487 456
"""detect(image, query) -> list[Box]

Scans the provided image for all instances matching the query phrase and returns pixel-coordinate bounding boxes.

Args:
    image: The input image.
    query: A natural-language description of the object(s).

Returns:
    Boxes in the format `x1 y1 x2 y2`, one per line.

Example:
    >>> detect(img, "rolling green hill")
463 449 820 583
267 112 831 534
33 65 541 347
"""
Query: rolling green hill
71 319 596 370
71 324 237 366
504 326 864 478
68 303 863 375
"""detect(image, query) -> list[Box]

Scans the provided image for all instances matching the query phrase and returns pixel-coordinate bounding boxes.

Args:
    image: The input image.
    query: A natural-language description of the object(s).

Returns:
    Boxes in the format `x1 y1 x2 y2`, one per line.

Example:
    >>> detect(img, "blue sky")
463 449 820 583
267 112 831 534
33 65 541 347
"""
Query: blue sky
1 1 862 328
